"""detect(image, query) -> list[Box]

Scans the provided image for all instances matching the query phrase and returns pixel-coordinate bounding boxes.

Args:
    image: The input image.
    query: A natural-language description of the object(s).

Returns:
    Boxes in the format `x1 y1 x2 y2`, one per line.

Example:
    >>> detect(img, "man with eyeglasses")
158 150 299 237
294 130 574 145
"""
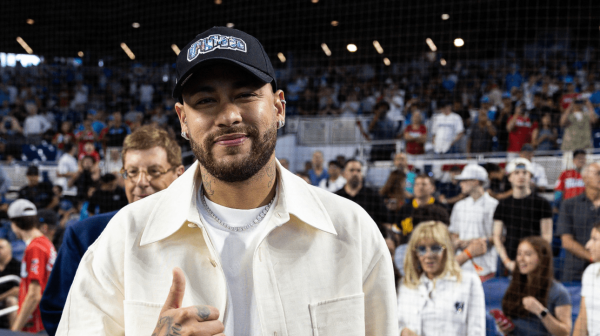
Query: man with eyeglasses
40 125 184 335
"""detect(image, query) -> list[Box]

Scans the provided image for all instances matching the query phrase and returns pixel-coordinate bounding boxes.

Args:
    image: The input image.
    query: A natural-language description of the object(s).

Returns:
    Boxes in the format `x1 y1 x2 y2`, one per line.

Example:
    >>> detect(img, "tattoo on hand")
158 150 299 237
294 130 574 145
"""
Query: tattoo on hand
152 317 183 336
196 306 211 320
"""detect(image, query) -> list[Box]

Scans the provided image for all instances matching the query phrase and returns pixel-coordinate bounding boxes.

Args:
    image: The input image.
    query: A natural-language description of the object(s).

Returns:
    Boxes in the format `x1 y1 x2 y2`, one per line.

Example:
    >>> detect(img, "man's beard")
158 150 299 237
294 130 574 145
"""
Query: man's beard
348 176 361 189
190 124 277 183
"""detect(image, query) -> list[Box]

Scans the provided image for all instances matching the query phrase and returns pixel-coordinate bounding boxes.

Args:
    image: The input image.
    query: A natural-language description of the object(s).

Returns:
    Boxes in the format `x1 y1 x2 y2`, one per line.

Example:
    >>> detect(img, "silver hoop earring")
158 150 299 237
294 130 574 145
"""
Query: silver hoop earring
181 131 189 140
277 120 285 129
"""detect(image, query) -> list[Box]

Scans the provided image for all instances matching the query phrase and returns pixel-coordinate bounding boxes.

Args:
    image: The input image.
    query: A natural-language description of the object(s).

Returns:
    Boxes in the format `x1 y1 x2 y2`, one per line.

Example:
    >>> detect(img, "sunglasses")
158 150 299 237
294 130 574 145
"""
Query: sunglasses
415 244 445 256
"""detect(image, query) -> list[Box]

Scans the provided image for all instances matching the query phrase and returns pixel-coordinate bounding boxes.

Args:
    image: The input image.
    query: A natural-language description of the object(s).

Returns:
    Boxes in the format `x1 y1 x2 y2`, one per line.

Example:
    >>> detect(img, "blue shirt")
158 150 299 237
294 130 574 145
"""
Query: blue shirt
40 211 117 336
308 168 328 186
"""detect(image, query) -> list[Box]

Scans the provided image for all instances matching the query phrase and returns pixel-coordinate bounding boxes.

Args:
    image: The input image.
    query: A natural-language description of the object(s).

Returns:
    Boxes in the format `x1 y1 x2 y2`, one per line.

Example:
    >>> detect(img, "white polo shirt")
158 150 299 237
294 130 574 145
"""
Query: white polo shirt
449 192 499 276
581 262 600 336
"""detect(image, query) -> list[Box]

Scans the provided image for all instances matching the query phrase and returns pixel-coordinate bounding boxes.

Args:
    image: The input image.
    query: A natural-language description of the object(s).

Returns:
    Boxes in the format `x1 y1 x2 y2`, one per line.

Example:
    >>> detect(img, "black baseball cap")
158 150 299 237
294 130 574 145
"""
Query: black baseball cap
172 26 277 101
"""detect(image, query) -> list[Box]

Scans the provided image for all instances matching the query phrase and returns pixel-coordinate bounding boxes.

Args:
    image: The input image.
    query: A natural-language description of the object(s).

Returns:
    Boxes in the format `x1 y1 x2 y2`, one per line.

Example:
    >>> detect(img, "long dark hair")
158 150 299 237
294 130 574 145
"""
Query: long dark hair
502 236 553 318
380 169 406 205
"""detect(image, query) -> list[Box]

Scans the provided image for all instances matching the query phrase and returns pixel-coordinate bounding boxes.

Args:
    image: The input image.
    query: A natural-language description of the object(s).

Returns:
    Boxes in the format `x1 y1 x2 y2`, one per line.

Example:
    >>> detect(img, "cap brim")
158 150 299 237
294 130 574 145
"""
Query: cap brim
172 58 275 100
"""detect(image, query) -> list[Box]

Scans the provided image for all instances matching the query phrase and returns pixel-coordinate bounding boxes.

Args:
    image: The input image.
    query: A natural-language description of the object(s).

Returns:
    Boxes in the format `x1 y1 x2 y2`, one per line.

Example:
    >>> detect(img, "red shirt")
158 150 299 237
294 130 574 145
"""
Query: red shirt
18 236 56 333
75 129 96 153
560 93 578 111
52 132 75 150
507 115 536 152
78 150 101 163
554 169 585 200
405 124 427 154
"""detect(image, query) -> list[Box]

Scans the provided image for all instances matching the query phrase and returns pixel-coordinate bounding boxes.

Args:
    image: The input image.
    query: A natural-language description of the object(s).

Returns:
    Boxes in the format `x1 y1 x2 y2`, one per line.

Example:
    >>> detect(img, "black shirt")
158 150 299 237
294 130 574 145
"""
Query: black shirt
0 258 21 295
336 186 388 231
18 181 54 209
493 193 552 260
389 198 447 244
88 187 128 215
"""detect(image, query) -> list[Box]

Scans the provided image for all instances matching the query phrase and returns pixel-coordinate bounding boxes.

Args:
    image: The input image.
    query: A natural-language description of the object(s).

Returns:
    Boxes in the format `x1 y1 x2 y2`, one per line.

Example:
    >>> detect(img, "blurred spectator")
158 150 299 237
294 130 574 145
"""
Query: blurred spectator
55 143 79 197
0 165 11 200
493 158 552 273
296 88 317 116
467 109 496 154
100 111 131 151
554 149 586 209
519 144 549 192
88 174 128 215
431 101 464 154
278 158 290 170
296 172 311 184
74 118 97 155
528 92 545 124
557 162 600 282
560 99 596 152
317 96 339 116
51 121 75 151
77 141 100 163
339 91 360 117
495 96 513 151
37 209 59 249
22 105 51 145
361 101 399 161
403 111 427 155
397 221 485 336
335 159 387 233
559 81 578 113
531 112 558 151
450 164 499 282
307 150 328 186
573 222 600 336
497 237 571 336
318 161 346 193
7 199 55 333
507 104 535 155
0 238 20 329
437 166 467 208
392 153 416 198
485 163 513 200
68 155 100 200
18 166 57 210
380 169 407 213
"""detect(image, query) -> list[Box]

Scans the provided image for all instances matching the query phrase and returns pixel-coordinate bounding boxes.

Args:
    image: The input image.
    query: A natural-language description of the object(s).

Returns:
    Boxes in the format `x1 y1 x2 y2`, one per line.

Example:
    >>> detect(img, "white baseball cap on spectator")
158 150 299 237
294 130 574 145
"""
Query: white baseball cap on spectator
505 158 534 175
454 164 488 183
7 199 37 219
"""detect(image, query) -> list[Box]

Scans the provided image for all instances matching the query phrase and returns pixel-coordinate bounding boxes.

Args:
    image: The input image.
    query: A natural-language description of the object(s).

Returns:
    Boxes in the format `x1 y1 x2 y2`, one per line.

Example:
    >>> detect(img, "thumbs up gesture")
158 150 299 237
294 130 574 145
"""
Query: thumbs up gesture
152 267 225 336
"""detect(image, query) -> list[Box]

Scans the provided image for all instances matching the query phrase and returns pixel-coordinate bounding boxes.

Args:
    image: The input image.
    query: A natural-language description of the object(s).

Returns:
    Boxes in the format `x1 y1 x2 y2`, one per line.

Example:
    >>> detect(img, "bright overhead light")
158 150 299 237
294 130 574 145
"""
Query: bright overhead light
331 20 339 26
120 42 135 60
441 14 450 20
454 38 464 47
171 44 180 55
426 38 437 52
226 23 234 28
98 59 104 67
277 52 286 63
383 58 391 66
77 51 84 57
440 58 447 66
26 19 34 25
321 43 331 56
16 37 33 54
215 0 222 4
347 44 357 52
311 0 319 3
132 22 140 28
373 40 384 54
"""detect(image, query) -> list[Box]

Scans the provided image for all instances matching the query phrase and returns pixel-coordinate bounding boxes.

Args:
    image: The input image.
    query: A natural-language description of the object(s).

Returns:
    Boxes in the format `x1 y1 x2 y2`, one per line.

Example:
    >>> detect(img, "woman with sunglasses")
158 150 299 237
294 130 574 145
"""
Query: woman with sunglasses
497 237 571 336
397 221 485 336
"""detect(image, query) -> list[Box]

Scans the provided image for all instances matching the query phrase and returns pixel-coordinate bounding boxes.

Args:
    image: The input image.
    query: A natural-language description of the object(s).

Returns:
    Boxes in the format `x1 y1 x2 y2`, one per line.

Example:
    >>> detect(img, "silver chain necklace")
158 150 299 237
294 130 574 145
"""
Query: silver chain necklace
200 190 276 232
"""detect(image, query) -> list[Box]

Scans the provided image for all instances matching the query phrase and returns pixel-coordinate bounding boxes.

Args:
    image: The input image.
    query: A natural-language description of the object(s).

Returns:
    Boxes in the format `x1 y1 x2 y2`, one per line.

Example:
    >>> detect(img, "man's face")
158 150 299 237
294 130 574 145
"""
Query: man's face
176 64 282 182
26 174 38 186
459 179 479 195
312 152 323 168
393 153 407 170
414 177 434 199
113 112 122 124
328 164 340 179
583 163 600 192
585 228 600 262
122 146 183 203
0 240 11 262
344 161 363 188
573 154 586 170
478 110 488 123
81 157 94 170
508 169 531 189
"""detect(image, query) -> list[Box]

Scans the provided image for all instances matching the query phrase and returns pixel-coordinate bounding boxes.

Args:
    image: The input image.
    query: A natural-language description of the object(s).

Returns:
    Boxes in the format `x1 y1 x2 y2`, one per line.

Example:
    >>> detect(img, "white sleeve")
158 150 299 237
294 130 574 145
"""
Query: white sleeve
580 264 597 298
467 274 486 336
455 114 465 133
448 204 460 234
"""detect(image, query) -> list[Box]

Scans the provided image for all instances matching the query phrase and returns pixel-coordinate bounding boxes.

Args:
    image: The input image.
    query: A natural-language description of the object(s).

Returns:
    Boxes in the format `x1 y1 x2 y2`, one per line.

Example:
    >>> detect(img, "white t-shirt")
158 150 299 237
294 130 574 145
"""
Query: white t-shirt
318 176 346 193
139 84 154 104
449 192 499 276
531 162 549 189
581 262 600 336
23 115 51 136
56 153 78 196
431 112 464 153
197 188 278 336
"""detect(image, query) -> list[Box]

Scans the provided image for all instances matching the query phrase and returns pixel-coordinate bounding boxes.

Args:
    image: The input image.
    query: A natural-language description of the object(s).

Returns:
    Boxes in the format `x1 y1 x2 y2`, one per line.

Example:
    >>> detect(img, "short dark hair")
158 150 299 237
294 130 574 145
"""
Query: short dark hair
412 204 449 226
573 149 586 158
374 101 390 111
63 142 74 153
26 165 39 176
415 173 434 186
11 216 38 231
344 159 363 170
484 163 501 174
328 160 342 170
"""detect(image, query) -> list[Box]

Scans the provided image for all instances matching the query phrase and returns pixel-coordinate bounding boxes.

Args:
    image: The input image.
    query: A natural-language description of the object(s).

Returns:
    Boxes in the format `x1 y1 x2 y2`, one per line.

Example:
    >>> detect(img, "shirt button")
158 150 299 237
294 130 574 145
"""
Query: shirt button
276 213 281 218
209 259 217 267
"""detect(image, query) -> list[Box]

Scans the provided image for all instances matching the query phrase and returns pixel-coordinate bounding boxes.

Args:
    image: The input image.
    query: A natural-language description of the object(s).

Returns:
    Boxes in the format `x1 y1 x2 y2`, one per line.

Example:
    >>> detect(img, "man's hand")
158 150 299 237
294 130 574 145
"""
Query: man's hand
152 267 225 336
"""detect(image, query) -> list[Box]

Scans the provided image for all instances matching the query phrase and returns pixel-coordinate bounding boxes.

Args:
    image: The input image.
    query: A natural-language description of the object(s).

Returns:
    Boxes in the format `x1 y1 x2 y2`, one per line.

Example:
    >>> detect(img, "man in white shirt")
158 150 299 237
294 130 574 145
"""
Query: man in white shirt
57 27 397 336
55 143 79 196
318 160 346 192
449 164 499 282
23 104 51 142
431 100 465 154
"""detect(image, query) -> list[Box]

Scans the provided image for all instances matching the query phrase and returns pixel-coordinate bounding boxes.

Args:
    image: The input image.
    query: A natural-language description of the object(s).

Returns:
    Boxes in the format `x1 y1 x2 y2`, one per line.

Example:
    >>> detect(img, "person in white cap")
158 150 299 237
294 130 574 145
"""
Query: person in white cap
492 158 552 272
7 199 56 333
449 164 500 282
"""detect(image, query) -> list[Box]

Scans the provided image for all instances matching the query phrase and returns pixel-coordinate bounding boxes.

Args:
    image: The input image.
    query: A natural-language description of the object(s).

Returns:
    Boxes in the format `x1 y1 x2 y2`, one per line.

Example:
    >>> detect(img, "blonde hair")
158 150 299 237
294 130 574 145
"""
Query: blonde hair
403 221 462 288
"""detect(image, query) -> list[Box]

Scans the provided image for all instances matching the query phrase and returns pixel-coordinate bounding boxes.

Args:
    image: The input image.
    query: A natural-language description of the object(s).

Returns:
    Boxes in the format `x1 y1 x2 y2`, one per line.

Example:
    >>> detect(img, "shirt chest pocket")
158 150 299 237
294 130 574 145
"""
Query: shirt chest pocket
124 300 163 335
308 293 365 336
449 299 468 327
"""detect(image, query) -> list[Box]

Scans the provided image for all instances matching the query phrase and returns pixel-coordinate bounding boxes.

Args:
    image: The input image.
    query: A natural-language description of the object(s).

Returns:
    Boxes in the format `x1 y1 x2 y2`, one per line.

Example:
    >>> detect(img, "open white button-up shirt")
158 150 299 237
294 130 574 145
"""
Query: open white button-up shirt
56 160 398 336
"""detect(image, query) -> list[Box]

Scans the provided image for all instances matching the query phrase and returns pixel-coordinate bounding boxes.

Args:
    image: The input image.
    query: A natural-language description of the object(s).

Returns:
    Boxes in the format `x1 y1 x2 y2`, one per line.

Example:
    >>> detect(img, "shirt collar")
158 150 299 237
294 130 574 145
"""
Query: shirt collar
140 159 337 246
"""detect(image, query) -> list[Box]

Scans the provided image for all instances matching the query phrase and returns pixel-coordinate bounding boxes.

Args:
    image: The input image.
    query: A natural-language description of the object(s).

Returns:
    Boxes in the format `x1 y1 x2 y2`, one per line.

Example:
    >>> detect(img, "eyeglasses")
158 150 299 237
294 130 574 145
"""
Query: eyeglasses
415 244 445 256
120 166 176 180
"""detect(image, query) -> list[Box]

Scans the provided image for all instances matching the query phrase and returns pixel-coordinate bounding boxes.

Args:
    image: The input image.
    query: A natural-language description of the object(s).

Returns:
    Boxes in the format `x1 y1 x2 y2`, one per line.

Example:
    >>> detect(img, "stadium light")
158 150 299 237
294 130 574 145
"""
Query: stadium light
26 19 34 25
226 23 234 28
321 43 331 56
440 58 447 66
120 43 135 60
171 44 180 55
347 44 357 52
78 51 84 57
311 0 319 3
373 40 384 54
441 14 450 20
16 37 33 54
383 58 391 66
426 38 437 52
331 21 339 26
454 38 464 47
132 22 140 28
277 52 286 63
215 0 222 4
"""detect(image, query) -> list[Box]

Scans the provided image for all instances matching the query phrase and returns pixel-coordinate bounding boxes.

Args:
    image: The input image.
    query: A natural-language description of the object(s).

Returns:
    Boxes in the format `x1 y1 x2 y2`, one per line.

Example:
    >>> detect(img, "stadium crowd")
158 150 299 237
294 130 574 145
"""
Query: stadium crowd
0 55 599 335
